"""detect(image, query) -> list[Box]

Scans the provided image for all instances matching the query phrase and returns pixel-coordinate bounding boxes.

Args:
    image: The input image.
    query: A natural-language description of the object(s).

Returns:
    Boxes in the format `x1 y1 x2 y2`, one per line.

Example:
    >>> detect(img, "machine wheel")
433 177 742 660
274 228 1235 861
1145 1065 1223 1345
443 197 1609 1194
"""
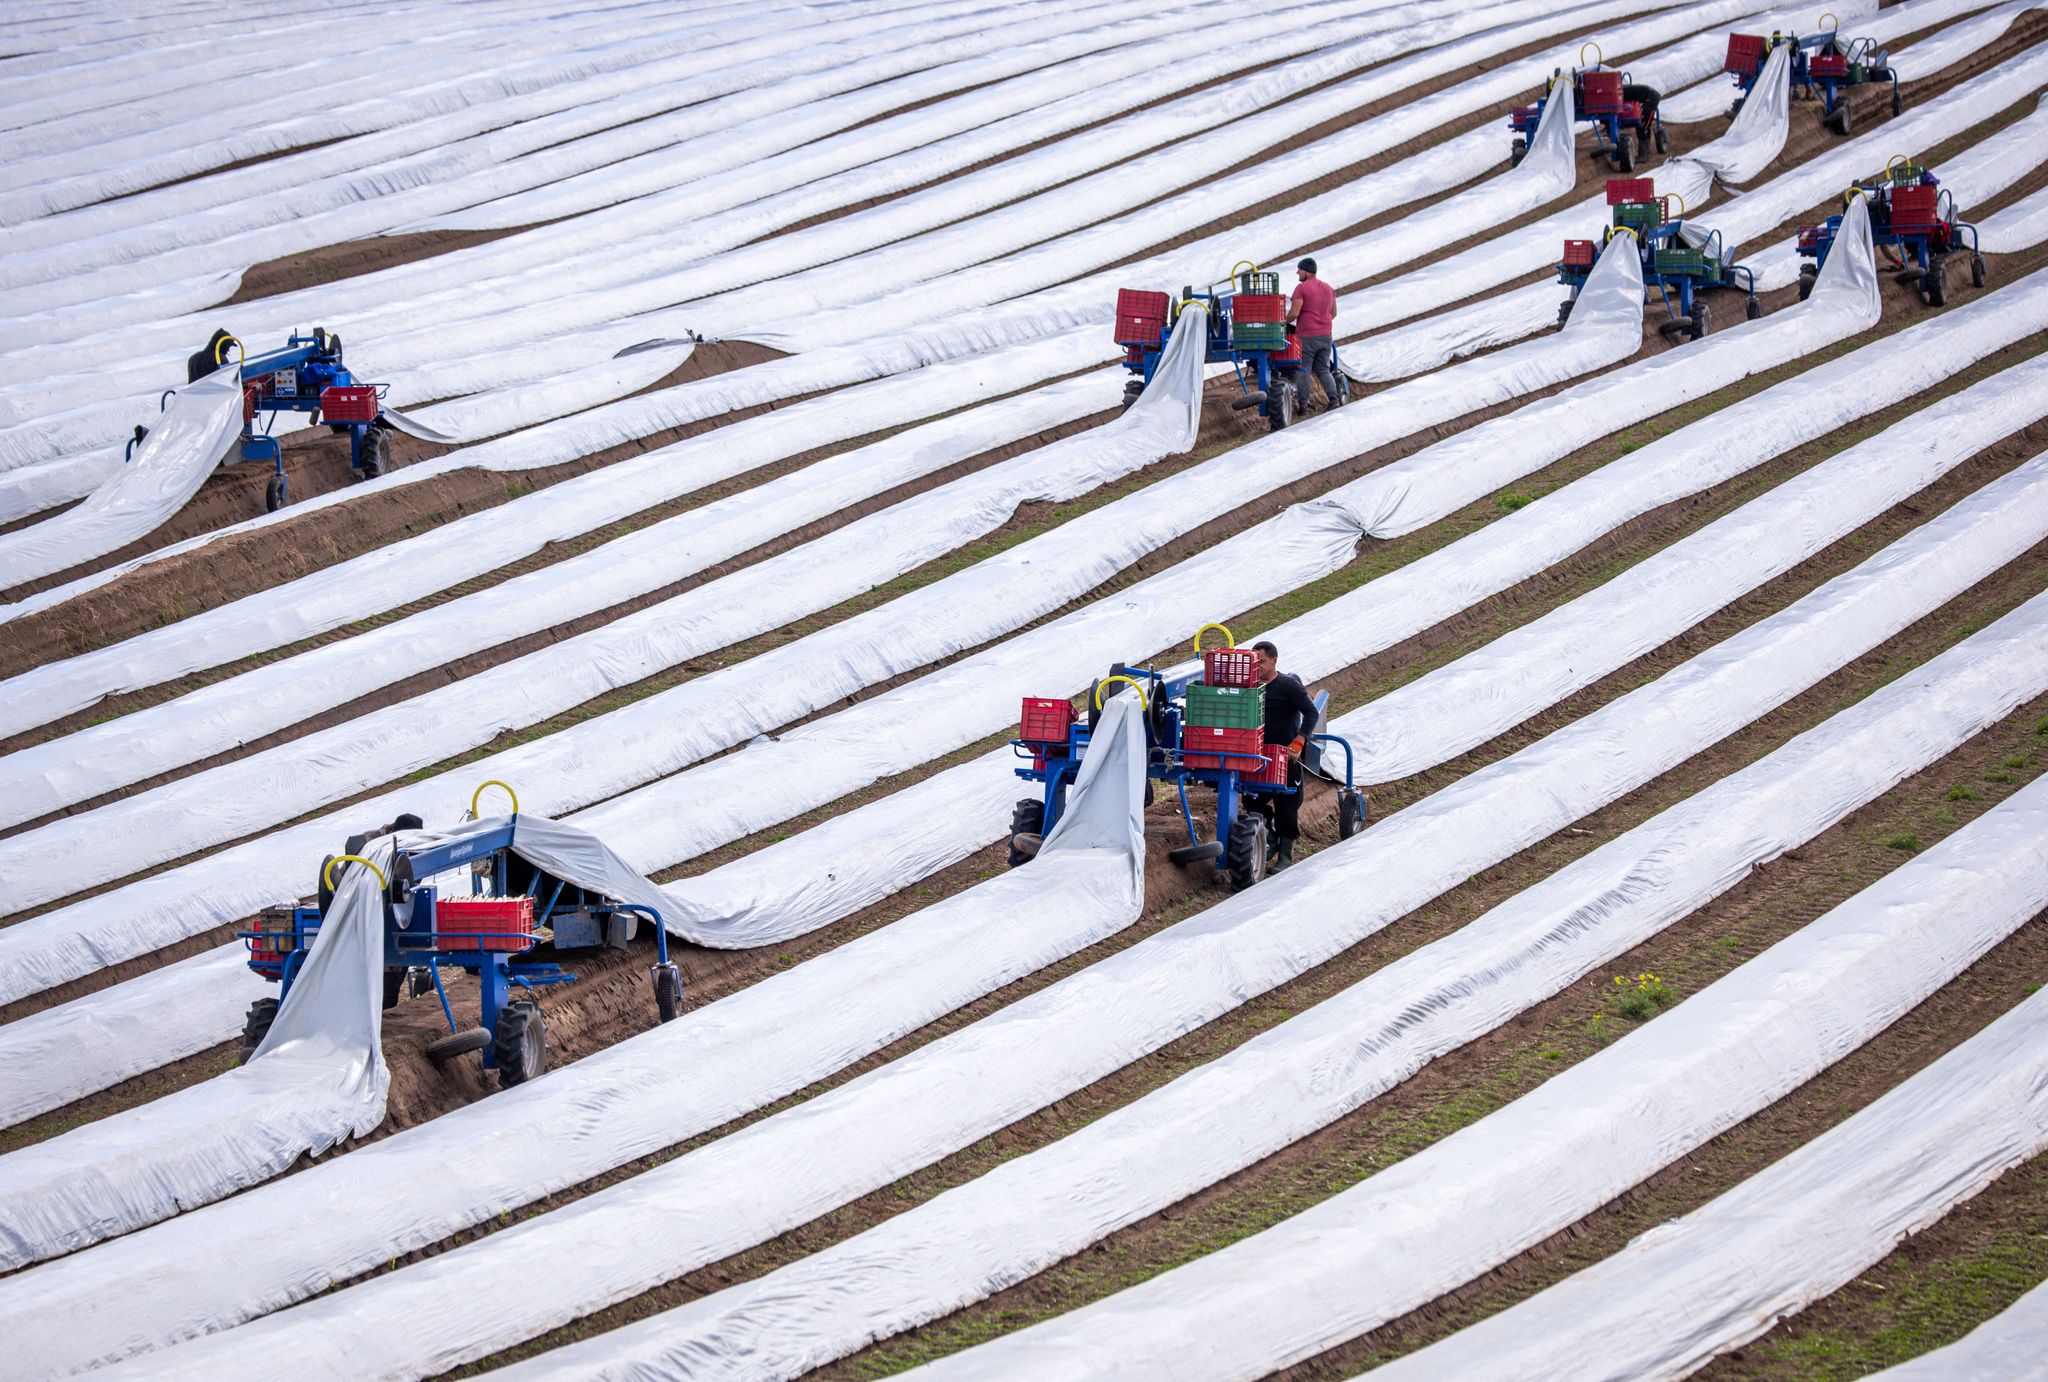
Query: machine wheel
1923 258 1948 306
359 425 391 480
1509 138 1527 168
1824 96 1851 135
426 1027 491 1063
1745 295 1762 321
653 962 683 1023
1614 130 1637 173
1267 381 1295 433
1168 840 1226 865
1972 253 1987 288
1727 97 1745 120
493 1000 545 1089
382 967 407 1010
1798 264 1818 301
1689 300 1712 341
1120 378 1143 413
1336 789 1368 841
1007 797 1044 868
1891 89 1904 118
238 997 279 1065
1556 297 1574 328
1653 121 1669 154
1225 812 1268 893
264 474 286 512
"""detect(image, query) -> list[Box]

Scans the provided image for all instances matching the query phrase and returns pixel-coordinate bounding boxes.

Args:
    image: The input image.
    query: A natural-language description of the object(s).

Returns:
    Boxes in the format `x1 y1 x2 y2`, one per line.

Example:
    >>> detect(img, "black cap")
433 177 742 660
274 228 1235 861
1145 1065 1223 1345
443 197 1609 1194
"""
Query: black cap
1297 257 1316 274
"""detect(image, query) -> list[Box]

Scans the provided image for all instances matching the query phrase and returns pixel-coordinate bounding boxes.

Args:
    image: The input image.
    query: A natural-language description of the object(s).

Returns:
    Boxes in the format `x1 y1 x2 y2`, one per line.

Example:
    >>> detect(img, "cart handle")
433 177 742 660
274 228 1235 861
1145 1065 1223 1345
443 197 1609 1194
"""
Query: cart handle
213 333 244 366
1842 184 1869 207
1229 260 1259 284
1662 190 1687 219
470 779 519 818
1820 10 1838 31
323 853 388 890
1094 674 1149 710
1887 154 1911 179
1579 40 1602 67
1192 622 1236 653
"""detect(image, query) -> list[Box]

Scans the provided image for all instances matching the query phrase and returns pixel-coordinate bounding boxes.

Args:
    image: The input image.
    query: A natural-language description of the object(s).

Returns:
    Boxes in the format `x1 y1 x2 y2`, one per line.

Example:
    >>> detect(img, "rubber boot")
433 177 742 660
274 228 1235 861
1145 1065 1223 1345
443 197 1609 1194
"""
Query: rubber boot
1271 837 1296 871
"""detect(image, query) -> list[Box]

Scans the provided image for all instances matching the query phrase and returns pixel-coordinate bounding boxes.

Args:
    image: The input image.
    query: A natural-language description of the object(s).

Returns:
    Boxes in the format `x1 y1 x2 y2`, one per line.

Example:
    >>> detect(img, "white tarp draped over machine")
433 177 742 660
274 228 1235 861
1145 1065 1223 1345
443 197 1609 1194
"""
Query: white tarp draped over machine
1683 33 1791 181
0 694 1151 1380
898 640 2048 1382
0 363 240 589
100 454 2048 1382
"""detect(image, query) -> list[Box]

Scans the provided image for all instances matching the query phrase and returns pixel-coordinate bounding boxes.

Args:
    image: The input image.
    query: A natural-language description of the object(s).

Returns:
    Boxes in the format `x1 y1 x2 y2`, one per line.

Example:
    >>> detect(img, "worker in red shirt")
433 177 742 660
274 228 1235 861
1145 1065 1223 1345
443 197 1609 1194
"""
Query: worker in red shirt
1285 257 1340 413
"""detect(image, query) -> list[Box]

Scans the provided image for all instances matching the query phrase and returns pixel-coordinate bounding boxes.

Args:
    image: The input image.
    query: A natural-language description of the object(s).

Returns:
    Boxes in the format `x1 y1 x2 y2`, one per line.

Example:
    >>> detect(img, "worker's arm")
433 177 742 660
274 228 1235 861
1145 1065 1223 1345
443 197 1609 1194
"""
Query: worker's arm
1282 677 1319 755
1286 285 1302 325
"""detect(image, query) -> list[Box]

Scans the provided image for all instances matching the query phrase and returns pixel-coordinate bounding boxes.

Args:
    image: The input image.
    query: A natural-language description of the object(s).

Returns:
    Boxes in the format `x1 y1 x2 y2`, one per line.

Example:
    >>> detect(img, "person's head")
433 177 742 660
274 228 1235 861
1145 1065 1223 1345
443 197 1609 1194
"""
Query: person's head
1253 640 1279 681
391 813 424 833
1296 257 1317 282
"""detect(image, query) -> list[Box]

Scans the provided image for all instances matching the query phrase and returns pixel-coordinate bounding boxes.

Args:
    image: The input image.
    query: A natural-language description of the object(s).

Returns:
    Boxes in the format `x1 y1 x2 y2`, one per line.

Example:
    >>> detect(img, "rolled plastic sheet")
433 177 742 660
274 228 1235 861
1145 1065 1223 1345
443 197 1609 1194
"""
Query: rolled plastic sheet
0 305 1204 913
1381 961 2048 1382
0 695 1150 1380
0 363 240 589
0 839 396 1270
457 448 2048 1382
1686 34 1791 181
904 598 2048 1382
1334 340 2048 785
0 253 1644 984
1869 1277 2048 1379
394 339 698 444
1982 181 2048 251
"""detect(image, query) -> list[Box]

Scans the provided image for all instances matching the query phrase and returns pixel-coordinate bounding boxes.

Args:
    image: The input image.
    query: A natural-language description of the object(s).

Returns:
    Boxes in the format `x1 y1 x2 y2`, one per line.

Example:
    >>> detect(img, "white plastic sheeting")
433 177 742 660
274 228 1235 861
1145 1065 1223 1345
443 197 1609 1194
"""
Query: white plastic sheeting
461 442 2048 1382
1872 1276 2048 1379
1687 35 1792 181
0 694 1150 1380
0 306 1205 914
912 600 2048 1382
397 339 698 444
0 363 239 589
1382 942 2048 1381
1982 181 2048 251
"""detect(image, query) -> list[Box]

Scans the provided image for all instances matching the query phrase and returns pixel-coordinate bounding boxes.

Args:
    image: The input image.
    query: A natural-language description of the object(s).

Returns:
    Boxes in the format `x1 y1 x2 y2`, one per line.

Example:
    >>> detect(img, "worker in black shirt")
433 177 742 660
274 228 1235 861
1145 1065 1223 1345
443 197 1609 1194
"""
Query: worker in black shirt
1251 640 1318 871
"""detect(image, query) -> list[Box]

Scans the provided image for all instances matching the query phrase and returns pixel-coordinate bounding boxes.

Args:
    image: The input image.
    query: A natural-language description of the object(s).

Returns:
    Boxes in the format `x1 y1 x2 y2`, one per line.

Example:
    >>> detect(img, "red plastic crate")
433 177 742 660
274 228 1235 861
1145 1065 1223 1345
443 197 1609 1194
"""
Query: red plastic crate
1607 177 1655 205
320 384 378 423
1725 32 1767 74
1580 70 1625 113
1509 103 1540 125
242 386 260 423
435 896 536 953
1809 52 1848 79
1248 745 1292 786
1117 288 1170 318
1274 333 1302 362
1231 293 1286 324
1561 238 1598 268
1019 696 1075 745
1889 185 1939 230
1203 646 1261 688
1796 224 1823 250
1616 100 1641 122
1115 312 1168 347
1182 724 1264 770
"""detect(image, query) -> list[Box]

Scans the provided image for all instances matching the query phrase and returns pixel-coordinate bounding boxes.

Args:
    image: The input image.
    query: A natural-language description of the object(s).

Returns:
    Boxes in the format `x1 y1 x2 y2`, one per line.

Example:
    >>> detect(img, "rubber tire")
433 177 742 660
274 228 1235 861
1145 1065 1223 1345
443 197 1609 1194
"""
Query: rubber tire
1728 97 1745 120
1891 89 1904 118
1226 812 1268 894
1337 788 1368 840
1653 121 1669 154
1924 256 1948 307
493 1001 545 1089
1168 840 1226 865
1798 265 1818 301
1557 297 1574 328
1972 253 1987 289
1509 138 1526 168
1689 300 1711 341
264 474 286 513
1007 798 1043 868
382 967 406 1011
653 962 683 1023
1824 96 1851 136
359 425 390 480
1267 380 1295 433
1120 379 1143 414
1745 295 1762 321
239 997 279 1065
1615 130 1637 173
426 1028 491 1063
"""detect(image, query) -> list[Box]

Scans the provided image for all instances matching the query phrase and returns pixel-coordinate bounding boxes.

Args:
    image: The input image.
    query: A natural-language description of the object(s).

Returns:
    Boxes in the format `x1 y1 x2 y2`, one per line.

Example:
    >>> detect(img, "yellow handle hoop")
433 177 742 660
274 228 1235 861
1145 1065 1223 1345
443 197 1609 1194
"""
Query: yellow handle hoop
1579 40 1603 66
1820 10 1839 30
1191 622 1236 653
470 779 519 818
1843 184 1869 207
213 333 243 366
1229 259 1259 283
1093 674 1149 711
323 853 388 891
1609 224 1641 244
1663 190 1688 218
1887 154 1911 177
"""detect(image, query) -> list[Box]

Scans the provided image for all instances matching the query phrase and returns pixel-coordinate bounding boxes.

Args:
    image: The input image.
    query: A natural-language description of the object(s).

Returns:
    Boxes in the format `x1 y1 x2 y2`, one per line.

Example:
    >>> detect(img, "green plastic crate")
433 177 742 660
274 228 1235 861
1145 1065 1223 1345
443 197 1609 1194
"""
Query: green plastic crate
1614 202 1662 230
1185 683 1264 730
1888 162 1925 185
1236 270 1280 295
1654 246 1709 273
1232 325 1288 351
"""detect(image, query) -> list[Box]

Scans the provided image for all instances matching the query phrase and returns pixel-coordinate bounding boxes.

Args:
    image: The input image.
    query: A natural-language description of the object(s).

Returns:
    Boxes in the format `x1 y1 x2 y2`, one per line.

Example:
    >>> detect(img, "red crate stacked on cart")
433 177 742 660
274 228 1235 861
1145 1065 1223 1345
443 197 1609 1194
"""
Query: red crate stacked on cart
1203 646 1261 687
1561 239 1598 269
436 897 537 953
1888 184 1940 232
1248 745 1292 786
1019 696 1075 745
1724 33 1767 74
319 384 379 423
1115 288 1171 348
1809 51 1848 79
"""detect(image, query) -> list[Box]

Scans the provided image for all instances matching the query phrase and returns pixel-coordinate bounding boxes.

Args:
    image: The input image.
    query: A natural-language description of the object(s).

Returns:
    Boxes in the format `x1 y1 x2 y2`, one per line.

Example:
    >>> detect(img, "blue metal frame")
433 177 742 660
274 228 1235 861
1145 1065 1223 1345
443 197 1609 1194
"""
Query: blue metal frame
200 330 389 505
1121 276 1349 425
1727 29 1899 127
1509 64 1662 169
1558 208 1758 338
1797 179 1981 292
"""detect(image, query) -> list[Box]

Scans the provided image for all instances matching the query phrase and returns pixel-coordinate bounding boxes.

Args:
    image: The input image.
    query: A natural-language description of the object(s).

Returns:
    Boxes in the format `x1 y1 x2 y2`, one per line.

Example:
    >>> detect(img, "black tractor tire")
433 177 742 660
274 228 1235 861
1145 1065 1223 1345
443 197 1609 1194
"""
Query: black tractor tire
1727 97 1745 120
1509 138 1527 168
653 962 684 1023
1798 265 1818 301
1615 130 1637 172
1007 798 1044 868
1653 121 1669 154
1824 96 1851 135
1971 253 1987 288
493 1001 546 1089
1169 840 1227 865
1267 380 1295 432
1689 300 1712 341
1924 256 1948 307
1120 378 1143 413
264 474 286 512
1226 812 1268 893
359 425 391 480
426 1027 491 1063
1337 788 1368 840
239 997 280 1065
1557 297 1574 328
1745 295 1762 321
382 967 407 1010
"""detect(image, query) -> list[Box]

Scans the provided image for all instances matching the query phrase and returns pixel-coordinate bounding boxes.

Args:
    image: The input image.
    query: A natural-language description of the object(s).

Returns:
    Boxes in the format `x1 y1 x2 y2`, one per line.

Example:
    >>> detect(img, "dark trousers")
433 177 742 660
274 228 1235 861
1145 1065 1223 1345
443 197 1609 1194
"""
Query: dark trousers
1253 755 1304 843
1299 334 1337 409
